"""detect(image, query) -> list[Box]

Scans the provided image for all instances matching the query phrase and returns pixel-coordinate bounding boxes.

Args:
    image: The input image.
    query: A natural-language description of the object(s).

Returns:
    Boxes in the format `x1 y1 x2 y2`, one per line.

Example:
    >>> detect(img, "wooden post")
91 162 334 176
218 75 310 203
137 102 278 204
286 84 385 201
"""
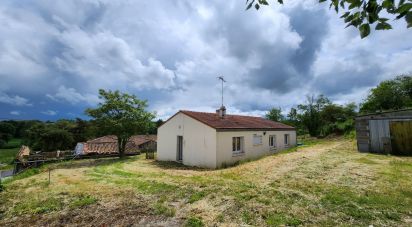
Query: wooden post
48 168 51 185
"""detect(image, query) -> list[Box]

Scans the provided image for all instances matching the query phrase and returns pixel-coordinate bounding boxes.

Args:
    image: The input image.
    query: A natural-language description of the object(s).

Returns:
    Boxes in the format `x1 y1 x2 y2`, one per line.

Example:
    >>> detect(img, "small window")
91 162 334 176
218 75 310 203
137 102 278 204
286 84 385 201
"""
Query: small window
269 135 276 148
284 134 290 145
232 137 243 154
253 134 263 145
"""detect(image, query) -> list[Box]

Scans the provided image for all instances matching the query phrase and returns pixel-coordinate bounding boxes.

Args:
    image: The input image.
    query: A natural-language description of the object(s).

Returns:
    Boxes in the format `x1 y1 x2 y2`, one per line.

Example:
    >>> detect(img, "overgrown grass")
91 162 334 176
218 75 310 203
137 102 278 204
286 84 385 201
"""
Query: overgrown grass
1 138 412 226
185 216 204 227
70 194 98 208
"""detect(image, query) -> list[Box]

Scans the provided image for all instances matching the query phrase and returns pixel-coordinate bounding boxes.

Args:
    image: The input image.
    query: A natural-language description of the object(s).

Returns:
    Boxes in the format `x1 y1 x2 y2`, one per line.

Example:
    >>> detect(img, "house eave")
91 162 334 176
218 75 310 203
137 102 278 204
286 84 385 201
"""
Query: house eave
216 128 296 132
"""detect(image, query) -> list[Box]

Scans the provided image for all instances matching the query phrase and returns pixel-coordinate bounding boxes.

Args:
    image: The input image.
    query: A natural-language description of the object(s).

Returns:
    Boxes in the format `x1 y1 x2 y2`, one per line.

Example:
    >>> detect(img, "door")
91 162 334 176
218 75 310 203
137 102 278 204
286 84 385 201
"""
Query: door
390 121 412 155
369 120 390 153
177 136 183 161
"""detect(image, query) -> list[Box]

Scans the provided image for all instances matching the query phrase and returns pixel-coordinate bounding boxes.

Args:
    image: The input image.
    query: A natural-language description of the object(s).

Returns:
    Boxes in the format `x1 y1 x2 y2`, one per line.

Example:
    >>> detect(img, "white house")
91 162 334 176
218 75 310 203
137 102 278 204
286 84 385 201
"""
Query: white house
157 107 297 168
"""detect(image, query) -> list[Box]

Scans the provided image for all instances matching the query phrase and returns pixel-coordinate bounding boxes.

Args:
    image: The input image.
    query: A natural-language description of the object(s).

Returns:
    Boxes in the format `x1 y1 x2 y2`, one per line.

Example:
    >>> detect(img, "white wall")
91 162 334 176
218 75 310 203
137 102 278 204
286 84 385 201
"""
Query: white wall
157 112 217 168
216 130 296 168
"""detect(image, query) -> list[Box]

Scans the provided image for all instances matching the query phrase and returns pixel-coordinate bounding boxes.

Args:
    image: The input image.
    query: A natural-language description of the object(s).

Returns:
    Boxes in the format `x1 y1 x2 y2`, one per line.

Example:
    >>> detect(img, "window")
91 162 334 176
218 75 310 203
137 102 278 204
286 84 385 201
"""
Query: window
253 134 263 145
284 134 290 146
232 137 243 155
269 135 276 148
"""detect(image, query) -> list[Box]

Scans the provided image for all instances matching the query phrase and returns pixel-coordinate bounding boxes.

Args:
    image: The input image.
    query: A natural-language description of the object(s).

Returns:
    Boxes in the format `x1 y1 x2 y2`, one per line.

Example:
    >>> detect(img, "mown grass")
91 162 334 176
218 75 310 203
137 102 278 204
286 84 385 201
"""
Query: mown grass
1 138 412 226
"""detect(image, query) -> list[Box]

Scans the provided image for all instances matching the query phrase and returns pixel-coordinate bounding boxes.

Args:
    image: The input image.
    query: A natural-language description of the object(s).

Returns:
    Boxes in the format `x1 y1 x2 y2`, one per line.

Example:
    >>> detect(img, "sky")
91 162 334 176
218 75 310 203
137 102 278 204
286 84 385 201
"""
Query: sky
0 0 411 121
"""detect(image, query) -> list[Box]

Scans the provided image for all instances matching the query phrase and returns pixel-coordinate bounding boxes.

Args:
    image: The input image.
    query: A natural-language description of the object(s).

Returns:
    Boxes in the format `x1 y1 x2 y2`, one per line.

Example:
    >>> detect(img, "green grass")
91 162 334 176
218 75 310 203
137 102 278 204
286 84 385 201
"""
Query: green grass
188 191 207 203
69 194 98 208
0 138 21 170
1 138 22 149
153 202 176 217
1 138 412 226
185 217 204 227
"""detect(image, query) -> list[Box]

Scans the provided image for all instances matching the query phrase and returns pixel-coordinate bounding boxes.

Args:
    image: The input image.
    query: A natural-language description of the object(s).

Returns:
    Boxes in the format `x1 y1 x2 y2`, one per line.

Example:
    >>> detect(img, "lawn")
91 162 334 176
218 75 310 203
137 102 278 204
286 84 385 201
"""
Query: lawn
0 138 411 226
0 138 21 170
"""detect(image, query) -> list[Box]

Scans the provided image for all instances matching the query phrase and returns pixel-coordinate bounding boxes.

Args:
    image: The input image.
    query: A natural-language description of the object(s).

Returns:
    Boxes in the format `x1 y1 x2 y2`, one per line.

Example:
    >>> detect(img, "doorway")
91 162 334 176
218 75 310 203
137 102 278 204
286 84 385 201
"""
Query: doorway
390 121 412 155
177 136 183 162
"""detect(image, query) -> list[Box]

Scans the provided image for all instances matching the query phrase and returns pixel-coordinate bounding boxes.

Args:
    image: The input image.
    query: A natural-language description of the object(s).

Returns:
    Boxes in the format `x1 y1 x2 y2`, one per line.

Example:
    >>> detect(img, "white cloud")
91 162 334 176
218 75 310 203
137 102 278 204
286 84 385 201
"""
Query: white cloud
46 86 99 105
41 110 57 116
10 111 21 115
0 92 31 106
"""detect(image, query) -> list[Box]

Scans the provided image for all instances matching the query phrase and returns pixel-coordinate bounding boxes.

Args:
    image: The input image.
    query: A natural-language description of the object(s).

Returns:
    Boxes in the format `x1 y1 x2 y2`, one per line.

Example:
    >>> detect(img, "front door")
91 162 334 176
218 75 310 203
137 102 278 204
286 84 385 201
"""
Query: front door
177 136 183 162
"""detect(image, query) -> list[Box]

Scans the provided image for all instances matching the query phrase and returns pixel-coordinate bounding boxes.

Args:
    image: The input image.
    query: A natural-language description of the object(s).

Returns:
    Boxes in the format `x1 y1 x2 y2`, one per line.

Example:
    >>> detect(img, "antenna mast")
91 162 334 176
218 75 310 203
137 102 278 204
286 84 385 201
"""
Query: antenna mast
217 76 226 107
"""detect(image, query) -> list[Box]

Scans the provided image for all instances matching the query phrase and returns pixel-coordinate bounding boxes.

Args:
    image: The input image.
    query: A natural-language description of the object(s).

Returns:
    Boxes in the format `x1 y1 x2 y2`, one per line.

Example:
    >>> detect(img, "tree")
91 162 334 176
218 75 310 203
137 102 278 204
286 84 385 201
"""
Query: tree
0 122 16 147
265 107 285 122
246 0 412 38
86 89 155 158
39 128 74 152
360 75 412 113
319 102 357 136
24 122 74 152
148 119 164 135
296 95 332 137
24 122 47 150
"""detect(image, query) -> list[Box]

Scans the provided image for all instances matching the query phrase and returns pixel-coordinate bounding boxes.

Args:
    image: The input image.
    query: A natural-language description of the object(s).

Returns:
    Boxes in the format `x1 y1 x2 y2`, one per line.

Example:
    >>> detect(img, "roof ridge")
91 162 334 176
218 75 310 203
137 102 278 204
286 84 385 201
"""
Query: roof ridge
180 110 267 119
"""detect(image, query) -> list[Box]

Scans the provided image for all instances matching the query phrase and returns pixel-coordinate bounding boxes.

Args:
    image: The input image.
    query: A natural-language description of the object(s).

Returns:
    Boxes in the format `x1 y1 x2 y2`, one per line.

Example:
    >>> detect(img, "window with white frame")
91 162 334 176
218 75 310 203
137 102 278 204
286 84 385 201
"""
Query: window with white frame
232 137 243 154
253 134 263 145
284 134 290 146
269 135 276 148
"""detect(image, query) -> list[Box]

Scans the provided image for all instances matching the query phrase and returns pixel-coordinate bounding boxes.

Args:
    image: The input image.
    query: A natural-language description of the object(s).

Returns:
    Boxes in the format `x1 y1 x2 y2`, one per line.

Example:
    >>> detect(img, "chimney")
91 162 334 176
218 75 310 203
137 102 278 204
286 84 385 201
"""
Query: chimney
216 106 226 118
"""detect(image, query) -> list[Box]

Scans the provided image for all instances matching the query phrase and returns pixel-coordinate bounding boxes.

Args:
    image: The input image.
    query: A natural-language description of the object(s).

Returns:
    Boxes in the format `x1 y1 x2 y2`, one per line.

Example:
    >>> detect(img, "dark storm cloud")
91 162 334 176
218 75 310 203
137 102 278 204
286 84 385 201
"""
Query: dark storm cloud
0 0 411 120
248 6 329 93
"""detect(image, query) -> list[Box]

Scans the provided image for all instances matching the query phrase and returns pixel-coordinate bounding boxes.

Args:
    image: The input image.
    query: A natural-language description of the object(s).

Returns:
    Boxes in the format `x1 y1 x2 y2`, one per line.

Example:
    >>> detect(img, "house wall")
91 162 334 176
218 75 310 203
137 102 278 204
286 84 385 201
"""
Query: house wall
157 113 217 168
216 130 296 168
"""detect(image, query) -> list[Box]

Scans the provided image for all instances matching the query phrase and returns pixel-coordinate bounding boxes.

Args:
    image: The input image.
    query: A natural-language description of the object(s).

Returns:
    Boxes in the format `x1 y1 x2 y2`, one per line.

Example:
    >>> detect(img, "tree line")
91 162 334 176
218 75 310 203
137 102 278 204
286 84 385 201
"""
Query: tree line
1 75 411 153
265 75 412 137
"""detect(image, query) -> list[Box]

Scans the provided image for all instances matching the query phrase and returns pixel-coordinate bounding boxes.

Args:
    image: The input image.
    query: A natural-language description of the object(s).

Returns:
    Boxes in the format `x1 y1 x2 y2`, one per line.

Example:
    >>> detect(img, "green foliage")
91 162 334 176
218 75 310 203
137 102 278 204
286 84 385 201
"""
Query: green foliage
40 128 74 152
0 122 16 147
265 107 284 122
148 119 163 134
297 95 331 137
24 123 74 152
276 95 356 137
86 89 155 157
246 0 412 38
360 75 412 113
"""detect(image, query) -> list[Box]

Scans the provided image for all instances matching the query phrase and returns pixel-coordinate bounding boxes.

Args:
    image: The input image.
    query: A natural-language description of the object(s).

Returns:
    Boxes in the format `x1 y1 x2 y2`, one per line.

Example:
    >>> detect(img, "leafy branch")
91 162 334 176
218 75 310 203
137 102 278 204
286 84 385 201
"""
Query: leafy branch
246 0 412 38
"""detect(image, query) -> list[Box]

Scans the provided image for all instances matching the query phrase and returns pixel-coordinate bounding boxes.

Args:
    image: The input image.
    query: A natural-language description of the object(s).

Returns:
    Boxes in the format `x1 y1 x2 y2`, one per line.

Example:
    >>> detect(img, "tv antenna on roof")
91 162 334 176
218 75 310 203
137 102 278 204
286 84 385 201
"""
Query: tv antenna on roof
217 76 226 107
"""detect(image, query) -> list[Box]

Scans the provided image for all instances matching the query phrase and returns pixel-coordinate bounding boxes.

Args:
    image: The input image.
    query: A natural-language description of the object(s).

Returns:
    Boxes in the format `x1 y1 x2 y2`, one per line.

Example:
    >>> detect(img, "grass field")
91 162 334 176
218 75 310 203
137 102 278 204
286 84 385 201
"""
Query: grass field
0 138 21 170
1 138 411 226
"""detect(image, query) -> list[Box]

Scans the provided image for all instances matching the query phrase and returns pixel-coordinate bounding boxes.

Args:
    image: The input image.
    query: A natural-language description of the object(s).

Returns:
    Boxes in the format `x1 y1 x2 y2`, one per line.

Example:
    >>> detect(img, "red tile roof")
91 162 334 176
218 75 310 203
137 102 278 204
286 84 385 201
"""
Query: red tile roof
82 135 157 154
178 110 294 131
87 135 157 145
